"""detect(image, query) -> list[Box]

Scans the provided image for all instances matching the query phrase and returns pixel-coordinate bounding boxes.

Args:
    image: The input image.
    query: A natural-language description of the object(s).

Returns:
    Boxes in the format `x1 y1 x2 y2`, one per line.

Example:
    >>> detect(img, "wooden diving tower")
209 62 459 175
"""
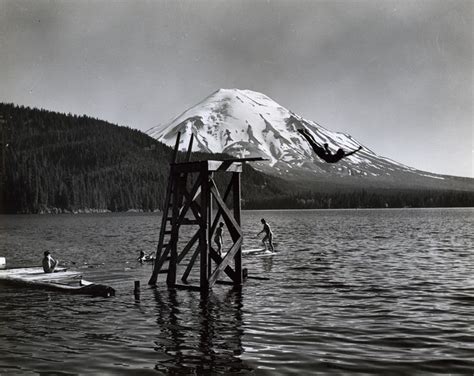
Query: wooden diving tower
148 132 263 292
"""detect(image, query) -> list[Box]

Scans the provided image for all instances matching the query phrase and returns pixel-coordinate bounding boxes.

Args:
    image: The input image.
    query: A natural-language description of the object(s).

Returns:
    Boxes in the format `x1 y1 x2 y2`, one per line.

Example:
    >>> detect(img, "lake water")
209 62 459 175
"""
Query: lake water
0 209 473 375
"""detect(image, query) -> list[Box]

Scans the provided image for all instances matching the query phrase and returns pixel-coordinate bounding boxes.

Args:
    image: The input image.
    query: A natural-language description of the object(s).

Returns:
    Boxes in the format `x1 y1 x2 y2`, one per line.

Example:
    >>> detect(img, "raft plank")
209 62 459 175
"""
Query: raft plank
0 267 115 297
0 267 81 284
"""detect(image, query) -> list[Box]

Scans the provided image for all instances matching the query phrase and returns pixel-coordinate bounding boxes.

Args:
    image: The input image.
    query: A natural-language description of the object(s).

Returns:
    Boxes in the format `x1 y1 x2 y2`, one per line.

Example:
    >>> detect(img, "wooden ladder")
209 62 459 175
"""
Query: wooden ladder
148 132 194 285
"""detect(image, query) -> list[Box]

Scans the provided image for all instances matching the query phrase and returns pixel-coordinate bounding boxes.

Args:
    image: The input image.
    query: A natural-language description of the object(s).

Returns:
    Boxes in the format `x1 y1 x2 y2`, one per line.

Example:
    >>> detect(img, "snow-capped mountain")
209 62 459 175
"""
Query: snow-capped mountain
147 89 467 189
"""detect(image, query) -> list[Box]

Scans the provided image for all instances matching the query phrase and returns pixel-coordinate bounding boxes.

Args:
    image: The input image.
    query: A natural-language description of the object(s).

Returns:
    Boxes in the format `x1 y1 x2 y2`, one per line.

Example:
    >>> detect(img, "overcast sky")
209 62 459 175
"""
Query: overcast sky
0 0 472 177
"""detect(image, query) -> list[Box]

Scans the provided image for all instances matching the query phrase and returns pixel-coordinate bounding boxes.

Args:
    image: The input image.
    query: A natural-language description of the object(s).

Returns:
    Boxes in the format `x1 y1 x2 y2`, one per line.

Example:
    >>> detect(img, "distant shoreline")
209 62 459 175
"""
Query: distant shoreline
1 206 472 215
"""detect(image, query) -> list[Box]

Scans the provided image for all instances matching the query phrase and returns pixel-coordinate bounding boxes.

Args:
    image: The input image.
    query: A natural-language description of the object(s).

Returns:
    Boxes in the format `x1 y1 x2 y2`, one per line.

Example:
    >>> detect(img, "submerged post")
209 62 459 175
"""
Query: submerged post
134 280 140 299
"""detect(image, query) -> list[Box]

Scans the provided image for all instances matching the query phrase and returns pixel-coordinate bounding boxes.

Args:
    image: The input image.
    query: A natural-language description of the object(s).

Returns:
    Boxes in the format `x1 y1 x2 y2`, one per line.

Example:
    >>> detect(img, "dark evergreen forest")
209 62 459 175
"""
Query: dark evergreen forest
0 103 287 214
249 188 474 209
1 103 472 214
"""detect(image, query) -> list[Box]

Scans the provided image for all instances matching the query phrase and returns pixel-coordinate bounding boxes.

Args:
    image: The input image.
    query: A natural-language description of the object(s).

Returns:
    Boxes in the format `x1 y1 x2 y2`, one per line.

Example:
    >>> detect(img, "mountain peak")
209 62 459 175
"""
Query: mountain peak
206 88 284 111
146 89 442 182
214 87 266 96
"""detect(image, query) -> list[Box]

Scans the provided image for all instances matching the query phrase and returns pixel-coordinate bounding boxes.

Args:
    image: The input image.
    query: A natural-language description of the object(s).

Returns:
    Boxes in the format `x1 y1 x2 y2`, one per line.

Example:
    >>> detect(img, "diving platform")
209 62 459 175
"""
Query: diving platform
148 132 265 292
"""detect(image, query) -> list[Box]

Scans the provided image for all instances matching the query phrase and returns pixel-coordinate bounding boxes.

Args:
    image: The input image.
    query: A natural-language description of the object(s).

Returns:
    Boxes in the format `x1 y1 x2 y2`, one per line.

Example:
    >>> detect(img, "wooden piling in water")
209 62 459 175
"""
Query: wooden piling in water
134 280 140 299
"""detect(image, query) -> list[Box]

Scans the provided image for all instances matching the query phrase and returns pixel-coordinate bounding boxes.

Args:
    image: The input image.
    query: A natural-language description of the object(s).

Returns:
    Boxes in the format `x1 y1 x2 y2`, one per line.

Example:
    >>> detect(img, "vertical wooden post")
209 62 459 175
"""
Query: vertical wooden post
208 172 213 278
232 172 243 285
134 280 140 299
199 167 209 291
171 132 181 163
185 133 194 162
166 167 179 287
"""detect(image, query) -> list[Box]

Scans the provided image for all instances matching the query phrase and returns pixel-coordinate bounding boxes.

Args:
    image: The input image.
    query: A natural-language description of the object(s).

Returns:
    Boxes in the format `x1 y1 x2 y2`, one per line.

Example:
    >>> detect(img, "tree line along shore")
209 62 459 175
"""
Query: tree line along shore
1 103 472 214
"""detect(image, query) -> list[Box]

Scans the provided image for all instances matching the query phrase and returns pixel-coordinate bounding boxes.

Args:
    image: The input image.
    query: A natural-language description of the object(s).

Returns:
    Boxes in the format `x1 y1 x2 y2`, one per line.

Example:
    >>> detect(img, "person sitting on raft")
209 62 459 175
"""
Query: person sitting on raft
42 251 58 273
298 128 362 163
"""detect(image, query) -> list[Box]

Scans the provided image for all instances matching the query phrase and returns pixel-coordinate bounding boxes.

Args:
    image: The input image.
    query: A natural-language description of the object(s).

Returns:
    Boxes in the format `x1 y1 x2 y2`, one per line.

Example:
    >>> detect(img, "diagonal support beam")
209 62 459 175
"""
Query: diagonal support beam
176 175 203 227
209 237 243 287
153 241 173 274
209 246 237 281
182 186 202 223
181 245 200 283
177 230 200 263
210 183 242 241
209 178 233 237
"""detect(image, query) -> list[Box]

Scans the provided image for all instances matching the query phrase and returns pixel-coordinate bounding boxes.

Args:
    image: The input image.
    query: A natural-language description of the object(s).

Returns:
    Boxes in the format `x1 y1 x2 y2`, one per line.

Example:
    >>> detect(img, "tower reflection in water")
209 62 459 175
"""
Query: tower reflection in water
153 287 253 374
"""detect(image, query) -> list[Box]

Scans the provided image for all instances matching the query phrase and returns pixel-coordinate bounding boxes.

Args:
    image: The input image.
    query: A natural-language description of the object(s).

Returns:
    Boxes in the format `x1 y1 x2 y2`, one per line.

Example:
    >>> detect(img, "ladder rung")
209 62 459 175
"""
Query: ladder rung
182 219 199 225
164 230 172 235
158 269 169 274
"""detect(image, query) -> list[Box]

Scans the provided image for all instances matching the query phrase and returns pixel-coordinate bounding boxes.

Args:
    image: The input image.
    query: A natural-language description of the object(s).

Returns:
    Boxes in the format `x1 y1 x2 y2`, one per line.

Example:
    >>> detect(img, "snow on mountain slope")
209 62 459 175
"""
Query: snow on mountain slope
146 89 443 183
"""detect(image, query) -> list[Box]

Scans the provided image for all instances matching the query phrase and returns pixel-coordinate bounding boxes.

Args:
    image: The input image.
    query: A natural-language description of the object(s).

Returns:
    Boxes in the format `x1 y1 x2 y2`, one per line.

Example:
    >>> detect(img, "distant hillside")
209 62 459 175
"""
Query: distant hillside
0 103 285 214
1 103 472 214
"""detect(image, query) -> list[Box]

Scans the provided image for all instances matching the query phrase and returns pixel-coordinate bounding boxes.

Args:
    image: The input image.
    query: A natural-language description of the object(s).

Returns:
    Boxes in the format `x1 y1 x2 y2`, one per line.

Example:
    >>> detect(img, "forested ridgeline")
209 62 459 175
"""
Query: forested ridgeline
0 103 286 213
1 103 472 214
245 188 474 209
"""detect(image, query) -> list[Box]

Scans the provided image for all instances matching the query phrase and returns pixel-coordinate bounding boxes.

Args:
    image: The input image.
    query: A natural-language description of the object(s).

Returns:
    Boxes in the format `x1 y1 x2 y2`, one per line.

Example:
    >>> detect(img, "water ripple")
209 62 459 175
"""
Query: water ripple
0 209 473 374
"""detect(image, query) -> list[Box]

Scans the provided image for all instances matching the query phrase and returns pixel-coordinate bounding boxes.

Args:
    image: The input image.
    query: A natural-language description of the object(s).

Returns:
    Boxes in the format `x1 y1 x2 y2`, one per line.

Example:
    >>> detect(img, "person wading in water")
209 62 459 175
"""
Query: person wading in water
214 222 225 257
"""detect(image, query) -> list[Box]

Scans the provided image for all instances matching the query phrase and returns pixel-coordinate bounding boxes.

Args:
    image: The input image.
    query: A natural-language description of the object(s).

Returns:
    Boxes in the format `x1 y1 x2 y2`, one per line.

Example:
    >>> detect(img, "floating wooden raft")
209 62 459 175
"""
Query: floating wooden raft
0 267 115 297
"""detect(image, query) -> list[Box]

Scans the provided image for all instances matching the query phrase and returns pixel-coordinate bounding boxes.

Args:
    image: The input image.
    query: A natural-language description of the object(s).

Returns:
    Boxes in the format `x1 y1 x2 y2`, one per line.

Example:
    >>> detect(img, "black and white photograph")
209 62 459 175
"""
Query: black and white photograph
0 0 473 374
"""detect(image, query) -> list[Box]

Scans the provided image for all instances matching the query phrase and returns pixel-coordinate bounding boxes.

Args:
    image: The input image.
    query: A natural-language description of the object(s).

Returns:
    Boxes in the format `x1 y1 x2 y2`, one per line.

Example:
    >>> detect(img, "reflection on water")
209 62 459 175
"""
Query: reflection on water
152 288 250 375
0 209 473 374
